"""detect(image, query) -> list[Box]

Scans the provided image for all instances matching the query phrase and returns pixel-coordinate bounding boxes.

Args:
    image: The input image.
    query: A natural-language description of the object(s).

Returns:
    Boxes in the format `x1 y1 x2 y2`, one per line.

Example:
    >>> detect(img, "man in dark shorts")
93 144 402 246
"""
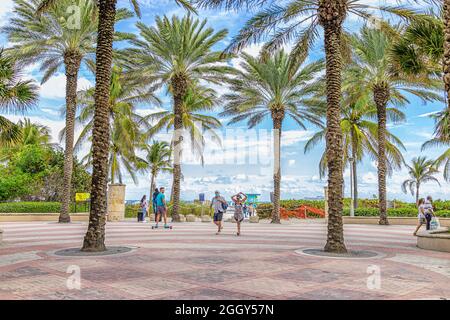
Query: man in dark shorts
210 190 227 235
155 187 168 228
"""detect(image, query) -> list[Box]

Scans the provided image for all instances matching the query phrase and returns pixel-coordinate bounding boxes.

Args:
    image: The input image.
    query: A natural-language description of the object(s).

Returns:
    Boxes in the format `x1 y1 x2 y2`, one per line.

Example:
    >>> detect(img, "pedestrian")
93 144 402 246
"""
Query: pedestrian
138 195 148 223
210 191 227 235
231 192 247 236
413 198 427 236
152 188 159 221
155 187 168 228
424 195 435 230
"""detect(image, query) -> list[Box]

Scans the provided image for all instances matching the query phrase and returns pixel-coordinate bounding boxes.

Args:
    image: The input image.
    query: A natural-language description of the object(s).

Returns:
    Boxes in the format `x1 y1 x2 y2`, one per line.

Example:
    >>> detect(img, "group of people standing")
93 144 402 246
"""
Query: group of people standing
138 187 169 228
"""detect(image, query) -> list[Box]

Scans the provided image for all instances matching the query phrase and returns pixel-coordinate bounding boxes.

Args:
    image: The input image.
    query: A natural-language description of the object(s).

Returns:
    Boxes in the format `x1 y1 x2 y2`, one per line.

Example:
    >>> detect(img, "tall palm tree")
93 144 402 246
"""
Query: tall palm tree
221 50 324 223
0 50 38 147
37 0 195 251
349 26 441 225
123 15 233 221
6 0 107 223
195 0 417 253
305 88 406 209
71 66 157 185
144 83 223 219
144 140 172 211
402 156 440 204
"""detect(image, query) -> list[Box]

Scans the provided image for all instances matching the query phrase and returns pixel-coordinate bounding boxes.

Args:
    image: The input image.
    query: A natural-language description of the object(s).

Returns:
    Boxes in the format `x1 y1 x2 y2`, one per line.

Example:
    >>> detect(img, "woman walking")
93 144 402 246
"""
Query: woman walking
138 195 149 223
231 192 247 236
413 198 426 236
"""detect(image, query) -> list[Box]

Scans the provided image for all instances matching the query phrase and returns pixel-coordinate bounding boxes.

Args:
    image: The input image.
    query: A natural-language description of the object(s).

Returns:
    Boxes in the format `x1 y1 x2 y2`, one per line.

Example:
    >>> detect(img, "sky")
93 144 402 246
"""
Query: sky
1 0 449 202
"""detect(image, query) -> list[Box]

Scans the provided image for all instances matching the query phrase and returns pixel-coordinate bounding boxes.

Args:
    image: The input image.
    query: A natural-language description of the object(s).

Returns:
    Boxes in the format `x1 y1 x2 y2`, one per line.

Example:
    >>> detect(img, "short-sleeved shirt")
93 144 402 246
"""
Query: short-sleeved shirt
155 193 165 207
423 201 433 214
211 196 226 213
418 204 425 219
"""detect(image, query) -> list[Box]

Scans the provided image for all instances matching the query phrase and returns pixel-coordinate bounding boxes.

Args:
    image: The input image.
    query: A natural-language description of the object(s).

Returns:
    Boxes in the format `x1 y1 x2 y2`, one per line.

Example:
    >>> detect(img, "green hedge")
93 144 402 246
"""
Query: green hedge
343 208 450 218
0 201 89 213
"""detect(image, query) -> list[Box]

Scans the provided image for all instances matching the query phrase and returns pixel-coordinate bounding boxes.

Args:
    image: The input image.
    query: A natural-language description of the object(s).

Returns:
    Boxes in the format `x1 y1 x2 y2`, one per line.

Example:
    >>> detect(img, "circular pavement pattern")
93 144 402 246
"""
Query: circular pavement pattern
296 248 382 259
54 246 134 257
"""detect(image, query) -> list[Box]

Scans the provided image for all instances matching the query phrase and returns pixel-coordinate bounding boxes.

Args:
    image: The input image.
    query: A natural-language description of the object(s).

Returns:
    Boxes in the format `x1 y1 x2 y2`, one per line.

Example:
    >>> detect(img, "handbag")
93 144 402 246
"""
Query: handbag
430 217 440 230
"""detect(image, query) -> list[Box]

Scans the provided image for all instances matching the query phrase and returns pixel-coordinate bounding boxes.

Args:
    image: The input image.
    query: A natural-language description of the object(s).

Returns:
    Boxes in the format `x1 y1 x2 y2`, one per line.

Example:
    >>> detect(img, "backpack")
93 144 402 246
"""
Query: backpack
221 201 228 211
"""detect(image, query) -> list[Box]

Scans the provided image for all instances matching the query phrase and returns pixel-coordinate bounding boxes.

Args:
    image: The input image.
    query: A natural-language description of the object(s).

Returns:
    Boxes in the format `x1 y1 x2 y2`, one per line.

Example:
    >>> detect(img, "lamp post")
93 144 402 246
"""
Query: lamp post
349 157 355 217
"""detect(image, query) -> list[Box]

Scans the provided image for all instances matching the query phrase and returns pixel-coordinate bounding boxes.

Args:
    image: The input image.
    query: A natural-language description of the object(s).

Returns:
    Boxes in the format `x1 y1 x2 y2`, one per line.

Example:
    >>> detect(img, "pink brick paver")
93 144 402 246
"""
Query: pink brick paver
0 220 448 300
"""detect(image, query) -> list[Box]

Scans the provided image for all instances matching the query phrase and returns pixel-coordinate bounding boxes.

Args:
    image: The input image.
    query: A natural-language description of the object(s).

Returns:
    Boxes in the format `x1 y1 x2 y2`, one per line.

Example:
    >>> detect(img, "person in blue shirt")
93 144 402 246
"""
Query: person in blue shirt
152 188 159 221
155 187 168 228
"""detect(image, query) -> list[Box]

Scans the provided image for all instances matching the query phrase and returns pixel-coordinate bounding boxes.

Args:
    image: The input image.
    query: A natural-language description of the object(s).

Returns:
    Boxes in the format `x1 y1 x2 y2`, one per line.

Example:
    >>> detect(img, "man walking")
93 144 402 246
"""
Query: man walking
210 190 227 235
155 187 168 228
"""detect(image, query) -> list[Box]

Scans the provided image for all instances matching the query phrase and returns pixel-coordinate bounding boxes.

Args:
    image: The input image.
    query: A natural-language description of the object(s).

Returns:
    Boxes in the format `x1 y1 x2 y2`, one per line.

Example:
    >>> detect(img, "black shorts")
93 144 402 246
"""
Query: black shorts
213 211 224 222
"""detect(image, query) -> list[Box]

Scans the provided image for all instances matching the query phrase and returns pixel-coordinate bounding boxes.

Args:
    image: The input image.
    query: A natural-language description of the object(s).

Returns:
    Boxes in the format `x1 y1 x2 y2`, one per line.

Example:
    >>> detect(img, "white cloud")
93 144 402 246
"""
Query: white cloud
41 108 60 117
288 159 295 167
40 74 93 100
0 0 13 27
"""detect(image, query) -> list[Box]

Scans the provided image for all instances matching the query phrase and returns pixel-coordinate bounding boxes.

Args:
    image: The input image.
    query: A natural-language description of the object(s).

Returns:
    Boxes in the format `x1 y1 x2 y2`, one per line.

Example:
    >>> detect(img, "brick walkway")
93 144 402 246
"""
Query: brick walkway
0 220 449 299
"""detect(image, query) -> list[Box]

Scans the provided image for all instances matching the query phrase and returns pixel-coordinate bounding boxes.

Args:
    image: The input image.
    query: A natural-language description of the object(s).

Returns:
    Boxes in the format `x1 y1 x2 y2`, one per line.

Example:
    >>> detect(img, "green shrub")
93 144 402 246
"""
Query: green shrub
125 202 214 218
343 208 450 218
0 202 89 213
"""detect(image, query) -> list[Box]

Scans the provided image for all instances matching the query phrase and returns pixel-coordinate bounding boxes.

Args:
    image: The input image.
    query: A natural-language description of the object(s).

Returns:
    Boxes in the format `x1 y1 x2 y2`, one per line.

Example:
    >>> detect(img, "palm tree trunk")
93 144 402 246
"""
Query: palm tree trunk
150 171 155 214
271 111 284 224
373 83 390 226
170 74 188 222
350 129 358 209
443 0 450 111
59 53 82 223
81 0 117 252
416 183 420 206
319 0 348 253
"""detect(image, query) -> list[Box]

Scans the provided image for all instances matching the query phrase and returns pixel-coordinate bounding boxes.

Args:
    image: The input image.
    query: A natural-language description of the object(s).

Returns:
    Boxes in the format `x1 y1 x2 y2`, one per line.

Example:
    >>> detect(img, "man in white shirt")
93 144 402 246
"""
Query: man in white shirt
210 191 227 235
423 196 435 230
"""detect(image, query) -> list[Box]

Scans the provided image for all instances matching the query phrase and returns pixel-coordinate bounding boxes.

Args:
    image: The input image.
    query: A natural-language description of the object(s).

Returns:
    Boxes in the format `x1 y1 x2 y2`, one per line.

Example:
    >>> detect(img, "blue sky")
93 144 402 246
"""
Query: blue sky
1 0 449 202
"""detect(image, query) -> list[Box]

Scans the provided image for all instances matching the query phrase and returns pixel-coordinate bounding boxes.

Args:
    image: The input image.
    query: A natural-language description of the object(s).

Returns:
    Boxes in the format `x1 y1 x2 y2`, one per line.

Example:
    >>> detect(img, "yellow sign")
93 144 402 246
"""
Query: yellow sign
75 193 90 202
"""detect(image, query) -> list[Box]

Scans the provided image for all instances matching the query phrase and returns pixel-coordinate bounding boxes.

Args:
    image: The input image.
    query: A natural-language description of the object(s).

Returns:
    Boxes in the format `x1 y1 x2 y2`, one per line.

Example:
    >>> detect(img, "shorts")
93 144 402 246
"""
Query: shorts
213 211 224 222
418 217 426 224
156 206 166 215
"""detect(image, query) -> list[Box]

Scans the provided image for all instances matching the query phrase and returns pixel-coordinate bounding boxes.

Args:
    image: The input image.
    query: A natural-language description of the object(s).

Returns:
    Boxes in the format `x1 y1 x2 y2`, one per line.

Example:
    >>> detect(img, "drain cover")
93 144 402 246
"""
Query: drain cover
54 246 133 257
296 248 381 259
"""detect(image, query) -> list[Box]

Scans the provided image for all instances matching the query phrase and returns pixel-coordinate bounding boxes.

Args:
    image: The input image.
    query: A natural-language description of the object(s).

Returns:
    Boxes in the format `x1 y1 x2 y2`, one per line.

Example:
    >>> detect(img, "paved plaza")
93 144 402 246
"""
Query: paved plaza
0 220 449 300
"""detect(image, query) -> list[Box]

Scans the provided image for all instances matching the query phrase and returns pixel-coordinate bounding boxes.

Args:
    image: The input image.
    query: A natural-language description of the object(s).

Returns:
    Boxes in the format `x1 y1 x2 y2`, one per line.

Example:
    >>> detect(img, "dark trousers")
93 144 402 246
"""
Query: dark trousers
425 213 432 230
137 211 144 222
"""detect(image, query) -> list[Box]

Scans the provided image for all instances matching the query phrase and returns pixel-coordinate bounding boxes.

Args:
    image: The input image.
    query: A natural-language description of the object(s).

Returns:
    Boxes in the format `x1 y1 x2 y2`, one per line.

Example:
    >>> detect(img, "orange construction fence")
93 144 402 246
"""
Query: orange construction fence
280 205 325 219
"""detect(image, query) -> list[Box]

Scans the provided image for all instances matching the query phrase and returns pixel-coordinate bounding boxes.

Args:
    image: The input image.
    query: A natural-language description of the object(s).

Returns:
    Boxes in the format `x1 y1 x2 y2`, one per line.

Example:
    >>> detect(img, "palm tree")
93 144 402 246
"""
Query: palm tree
6 0 103 223
221 50 324 223
195 0 418 254
123 15 233 221
144 141 172 212
37 0 195 251
402 156 440 204
0 50 38 147
144 83 223 218
349 26 441 225
71 66 157 185
422 109 450 182
17 119 52 147
305 85 406 210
